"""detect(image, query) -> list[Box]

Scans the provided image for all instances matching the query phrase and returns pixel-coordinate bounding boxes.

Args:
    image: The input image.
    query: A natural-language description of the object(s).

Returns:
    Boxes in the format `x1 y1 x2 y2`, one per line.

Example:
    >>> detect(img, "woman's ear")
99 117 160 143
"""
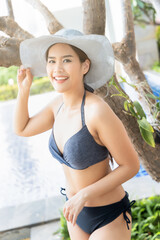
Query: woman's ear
83 59 90 75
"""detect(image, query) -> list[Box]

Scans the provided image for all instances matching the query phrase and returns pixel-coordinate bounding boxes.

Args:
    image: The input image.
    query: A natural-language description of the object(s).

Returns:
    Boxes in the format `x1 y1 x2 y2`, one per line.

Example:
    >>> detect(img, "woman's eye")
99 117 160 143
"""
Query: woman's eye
63 59 71 63
48 60 55 64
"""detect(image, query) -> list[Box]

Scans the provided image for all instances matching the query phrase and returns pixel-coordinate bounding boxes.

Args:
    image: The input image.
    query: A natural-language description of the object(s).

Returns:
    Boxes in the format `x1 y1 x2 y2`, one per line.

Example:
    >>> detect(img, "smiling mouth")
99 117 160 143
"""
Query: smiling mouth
54 76 69 81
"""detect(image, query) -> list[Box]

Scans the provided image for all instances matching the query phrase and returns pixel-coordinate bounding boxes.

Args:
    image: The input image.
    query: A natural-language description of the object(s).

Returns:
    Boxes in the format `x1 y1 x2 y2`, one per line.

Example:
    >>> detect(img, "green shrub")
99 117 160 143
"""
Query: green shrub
55 195 160 240
30 77 53 95
0 84 18 101
155 26 160 57
131 195 160 240
0 66 43 86
53 210 70 240
152 61 160 73
0 77 53 101
0 66 19 85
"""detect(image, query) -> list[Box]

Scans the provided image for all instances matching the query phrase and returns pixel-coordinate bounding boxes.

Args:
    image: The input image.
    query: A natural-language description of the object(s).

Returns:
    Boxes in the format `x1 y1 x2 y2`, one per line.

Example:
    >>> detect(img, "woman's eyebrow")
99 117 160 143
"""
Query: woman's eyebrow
48 55 73 59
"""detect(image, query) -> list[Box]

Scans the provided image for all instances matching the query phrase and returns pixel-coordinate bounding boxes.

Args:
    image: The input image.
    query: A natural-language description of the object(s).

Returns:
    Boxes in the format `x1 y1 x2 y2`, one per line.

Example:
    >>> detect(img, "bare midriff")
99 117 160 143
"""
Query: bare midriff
62 157 125 207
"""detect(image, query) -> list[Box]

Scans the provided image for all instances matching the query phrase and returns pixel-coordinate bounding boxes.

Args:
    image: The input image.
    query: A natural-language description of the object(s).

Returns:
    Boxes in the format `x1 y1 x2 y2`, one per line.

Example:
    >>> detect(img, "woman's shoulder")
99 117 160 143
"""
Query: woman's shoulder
46 92 63 116
86 91 113 118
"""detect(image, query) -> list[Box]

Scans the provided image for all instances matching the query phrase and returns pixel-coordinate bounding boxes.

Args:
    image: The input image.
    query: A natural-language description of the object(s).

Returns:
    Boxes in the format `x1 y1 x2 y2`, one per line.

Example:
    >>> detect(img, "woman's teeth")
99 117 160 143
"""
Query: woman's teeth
54 77 68 81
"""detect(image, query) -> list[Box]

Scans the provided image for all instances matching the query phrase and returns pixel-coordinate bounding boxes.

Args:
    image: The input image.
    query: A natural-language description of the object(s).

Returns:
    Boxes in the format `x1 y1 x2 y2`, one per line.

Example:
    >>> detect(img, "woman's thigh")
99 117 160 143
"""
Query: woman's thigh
67 221 90 240
89 212 132 240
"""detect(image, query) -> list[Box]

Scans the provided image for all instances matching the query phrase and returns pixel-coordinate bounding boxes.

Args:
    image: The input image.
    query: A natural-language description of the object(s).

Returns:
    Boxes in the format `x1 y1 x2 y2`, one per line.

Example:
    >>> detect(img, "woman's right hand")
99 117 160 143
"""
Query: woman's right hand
17 65 33 92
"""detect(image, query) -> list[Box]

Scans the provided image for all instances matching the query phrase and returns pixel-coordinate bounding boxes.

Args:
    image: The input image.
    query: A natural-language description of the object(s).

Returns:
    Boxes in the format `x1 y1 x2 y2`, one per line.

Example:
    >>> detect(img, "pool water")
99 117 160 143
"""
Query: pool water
135 165 149 177
0 92 65 209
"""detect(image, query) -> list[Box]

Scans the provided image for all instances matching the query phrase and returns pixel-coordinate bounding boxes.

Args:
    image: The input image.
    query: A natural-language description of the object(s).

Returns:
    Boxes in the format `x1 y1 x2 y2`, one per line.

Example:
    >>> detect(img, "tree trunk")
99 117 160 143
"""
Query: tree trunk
82 0 106 35
25 0 63 34
95 77 160 182
0 37 21 67
5 0 14 19
0 16 33 67
112 0 156 119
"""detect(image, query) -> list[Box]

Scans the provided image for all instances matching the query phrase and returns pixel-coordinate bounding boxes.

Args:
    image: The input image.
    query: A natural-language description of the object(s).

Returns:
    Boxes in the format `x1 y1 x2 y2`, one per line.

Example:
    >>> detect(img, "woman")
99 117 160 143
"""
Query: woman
14 29 140 240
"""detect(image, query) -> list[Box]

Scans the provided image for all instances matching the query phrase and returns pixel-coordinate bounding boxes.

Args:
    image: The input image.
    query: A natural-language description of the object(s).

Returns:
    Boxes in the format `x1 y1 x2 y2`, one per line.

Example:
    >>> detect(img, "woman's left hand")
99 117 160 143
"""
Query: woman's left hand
63 191 86 226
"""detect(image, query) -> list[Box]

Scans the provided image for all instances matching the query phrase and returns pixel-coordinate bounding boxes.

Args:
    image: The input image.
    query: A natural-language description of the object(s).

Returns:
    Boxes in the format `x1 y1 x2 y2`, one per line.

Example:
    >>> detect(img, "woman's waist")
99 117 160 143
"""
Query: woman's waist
63 158 111 192
62 163 125 206
65 184 125 207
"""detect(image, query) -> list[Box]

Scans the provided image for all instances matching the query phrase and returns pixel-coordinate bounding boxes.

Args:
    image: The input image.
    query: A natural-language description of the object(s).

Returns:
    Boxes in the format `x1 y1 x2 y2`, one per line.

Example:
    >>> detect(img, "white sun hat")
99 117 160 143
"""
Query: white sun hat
20 28 115 90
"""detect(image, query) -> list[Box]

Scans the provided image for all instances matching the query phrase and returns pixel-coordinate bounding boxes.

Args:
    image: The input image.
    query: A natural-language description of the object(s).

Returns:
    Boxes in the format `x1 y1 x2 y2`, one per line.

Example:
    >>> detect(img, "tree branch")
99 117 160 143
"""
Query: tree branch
5 0 14 19
24 0 63 34
0 16 33 40
120 0 136 56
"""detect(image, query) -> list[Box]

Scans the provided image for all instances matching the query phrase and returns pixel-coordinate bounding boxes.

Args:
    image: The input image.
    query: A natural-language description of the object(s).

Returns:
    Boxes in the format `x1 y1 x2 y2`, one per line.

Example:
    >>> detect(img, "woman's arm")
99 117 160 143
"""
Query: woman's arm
14 66 55 137
80 100 140 201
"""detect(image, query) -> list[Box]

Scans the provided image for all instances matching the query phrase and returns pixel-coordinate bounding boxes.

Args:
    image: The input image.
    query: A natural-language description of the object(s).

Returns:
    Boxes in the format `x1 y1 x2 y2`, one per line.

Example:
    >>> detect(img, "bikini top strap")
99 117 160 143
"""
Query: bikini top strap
56 90 86 125
81 90 86 127
56 102 64 116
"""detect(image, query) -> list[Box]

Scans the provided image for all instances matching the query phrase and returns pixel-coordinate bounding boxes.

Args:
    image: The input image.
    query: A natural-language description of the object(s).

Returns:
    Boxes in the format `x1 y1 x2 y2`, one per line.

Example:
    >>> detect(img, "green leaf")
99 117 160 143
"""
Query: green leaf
133 101 146 118
149 223 156 231
124 100 129 111
154 203 160 212
156 102 160 110
146 203 153 216
139 126 155 147
137 0 145 8
108 76 115 86
119 76 136 88
128 104 138 117
146 93 160 100
152 232 160 240
137 117 154 132
119 76 127 83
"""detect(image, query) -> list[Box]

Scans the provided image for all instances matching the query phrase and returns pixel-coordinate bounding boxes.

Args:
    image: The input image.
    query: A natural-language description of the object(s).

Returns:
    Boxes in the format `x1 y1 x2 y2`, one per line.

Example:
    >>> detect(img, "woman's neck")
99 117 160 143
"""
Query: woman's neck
62 88 85 111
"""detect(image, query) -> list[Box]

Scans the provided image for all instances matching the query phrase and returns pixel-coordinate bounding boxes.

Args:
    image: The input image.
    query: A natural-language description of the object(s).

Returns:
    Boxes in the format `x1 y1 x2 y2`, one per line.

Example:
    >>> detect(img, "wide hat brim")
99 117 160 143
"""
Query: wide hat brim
20 29 115 90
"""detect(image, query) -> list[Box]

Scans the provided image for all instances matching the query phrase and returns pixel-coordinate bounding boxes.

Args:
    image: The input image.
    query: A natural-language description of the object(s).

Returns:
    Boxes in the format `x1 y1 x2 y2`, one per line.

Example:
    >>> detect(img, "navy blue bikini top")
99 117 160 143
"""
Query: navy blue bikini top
48 90 111 170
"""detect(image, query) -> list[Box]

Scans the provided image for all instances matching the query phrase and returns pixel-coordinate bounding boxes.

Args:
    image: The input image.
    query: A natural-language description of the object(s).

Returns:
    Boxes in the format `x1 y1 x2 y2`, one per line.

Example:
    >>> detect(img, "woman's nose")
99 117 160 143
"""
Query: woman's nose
54 62 63 73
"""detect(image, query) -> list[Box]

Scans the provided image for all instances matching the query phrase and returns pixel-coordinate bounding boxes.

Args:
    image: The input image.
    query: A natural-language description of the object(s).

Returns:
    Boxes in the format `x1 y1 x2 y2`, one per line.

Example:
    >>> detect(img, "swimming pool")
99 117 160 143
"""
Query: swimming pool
0 92 65 209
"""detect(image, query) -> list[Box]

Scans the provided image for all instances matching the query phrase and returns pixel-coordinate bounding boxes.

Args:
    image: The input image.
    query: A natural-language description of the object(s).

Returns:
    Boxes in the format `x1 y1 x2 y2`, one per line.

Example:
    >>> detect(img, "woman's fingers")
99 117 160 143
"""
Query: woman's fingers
67 211 73 223
72 212 77 226
20 65 25 70
17 68 26 81
17 67 33 90
26 68 33 82
63 205 77 225
63 205 70 220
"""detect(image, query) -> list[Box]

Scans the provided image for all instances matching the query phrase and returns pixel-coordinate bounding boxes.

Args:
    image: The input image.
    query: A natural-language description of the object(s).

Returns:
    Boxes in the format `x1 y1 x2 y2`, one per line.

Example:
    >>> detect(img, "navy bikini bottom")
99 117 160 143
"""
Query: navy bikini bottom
60 187 135 234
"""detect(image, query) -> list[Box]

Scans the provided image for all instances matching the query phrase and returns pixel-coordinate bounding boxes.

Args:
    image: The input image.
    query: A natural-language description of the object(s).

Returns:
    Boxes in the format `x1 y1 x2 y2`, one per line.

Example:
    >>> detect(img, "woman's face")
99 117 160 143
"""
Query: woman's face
46 43 90 93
